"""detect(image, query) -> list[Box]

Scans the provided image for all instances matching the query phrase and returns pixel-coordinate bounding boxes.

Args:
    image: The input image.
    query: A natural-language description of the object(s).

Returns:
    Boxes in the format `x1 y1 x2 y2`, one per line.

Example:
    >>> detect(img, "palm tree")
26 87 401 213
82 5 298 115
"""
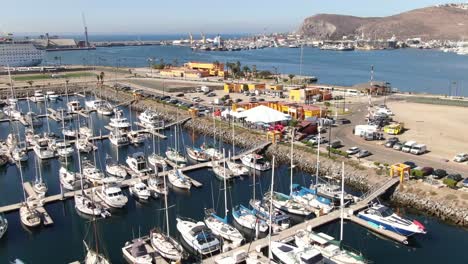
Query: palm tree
252 65 257 78
27 81 34 88
288 74 295 84
242 66 251 79
99 72 105 84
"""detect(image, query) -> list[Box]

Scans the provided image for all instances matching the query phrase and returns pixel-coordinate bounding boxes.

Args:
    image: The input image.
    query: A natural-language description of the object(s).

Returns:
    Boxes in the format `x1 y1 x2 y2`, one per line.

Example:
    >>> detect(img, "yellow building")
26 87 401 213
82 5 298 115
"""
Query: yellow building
184 61 225 77
247 83 266 91
266 84 283 91
288 88 320 104
224 83 248 93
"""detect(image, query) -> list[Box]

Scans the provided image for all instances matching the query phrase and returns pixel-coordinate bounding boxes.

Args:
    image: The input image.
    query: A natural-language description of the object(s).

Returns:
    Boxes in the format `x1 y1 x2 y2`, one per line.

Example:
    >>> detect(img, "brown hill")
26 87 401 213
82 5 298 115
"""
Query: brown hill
299 6 468 40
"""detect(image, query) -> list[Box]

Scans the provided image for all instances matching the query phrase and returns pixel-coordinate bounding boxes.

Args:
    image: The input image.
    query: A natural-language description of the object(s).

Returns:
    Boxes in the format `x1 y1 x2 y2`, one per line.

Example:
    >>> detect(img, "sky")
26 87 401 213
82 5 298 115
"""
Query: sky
0 0 464 35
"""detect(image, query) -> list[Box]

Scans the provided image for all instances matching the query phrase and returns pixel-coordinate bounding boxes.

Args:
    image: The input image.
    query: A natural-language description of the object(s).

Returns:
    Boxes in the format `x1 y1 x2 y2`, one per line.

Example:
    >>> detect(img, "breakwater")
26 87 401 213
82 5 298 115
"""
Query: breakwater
98 86 468 226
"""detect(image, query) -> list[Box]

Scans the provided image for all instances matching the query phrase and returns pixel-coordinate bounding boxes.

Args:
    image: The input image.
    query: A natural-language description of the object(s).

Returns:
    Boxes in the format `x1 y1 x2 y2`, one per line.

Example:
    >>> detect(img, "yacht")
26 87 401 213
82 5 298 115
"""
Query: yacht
109 109 131 130
295 229 368 264
67 100 83 112
357 204 426 236
176 218 220 255
31 90 45 102
85 99 105 110
138 109 163 128
127 131 146 144
232 205 268 233
186 146 210 162
150 228 184 261
95 184 128 208
165 147 187 164
122 239 153 264
129 180 151 200
241 153 271 171
126 152 152 176
46 91 59 101
167 169 191 190
59 167 83 190
0 36 45 67
33 138 55 159
96 101 114 116
82 160 105 184
0 213 7 239
271 241 324 264
109 129 129 147
19 204 42 227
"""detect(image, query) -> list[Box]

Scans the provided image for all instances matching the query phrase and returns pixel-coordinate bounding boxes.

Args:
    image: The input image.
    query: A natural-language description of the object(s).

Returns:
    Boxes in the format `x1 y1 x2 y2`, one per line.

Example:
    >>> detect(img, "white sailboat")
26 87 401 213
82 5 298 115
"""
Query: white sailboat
122 238 153 264
83 219 111 264
167 169 191 190
147 175 168 197
148 128 167 169
105 153 127 180
32 156 47 195
18 164 42 228
150 170 184 261
165 119 187 165
212 151 236 181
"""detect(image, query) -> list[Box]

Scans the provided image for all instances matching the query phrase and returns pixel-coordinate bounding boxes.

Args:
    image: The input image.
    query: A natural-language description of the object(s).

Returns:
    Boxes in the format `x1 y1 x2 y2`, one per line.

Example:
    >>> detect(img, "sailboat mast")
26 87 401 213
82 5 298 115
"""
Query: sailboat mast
268 156 275 260
223 149 228 219
232 119 235 157
340 161 345 241
18 163 27 202
76 121 84 194
7 65 15 100
290 129 294 195
163 166 170 236
315 107 322 185
44 95 50 133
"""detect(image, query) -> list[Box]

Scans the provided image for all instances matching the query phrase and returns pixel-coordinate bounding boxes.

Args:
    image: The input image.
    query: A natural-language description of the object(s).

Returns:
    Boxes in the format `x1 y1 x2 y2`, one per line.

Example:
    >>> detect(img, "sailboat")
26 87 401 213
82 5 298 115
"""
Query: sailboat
105 153 127 180
150 169 184 261
186 146 210 162
148 128 167 169
6 66 18 106
32 156 48 195
211 149 235 181
204 155 244 245
83 221 111 264
0 213 7 239
167 169 191 190
18 164 42 228
165 122 187 165
10 121 28 162
226 121 248 176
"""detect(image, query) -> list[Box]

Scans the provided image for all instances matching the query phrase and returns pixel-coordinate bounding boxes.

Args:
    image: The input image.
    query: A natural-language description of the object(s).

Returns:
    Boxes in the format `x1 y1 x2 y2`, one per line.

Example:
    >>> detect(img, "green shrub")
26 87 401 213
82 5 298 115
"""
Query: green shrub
373 161 381 166
324 102 331 107
412 169 425 178
383 163 389 167
443 178 457 188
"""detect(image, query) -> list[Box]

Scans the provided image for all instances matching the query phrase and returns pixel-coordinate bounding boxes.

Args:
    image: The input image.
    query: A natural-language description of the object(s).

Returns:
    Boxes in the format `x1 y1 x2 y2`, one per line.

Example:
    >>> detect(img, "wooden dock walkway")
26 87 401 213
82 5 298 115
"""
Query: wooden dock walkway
23 182 54 226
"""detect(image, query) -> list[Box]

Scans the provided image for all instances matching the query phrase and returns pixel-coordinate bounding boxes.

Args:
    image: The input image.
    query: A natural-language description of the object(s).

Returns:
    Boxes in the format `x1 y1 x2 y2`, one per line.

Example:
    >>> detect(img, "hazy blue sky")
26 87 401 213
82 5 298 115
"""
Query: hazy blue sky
0 0 462 34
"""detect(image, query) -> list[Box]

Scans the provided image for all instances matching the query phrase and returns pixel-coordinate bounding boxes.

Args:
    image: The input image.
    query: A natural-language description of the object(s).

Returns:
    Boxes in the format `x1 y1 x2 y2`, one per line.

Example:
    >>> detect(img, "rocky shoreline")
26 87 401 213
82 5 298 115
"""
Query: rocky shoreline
99 86 468 226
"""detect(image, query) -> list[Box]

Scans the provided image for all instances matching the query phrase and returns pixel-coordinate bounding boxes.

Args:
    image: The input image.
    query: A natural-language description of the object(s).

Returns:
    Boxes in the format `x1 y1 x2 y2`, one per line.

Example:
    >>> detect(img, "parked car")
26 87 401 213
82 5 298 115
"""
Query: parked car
393 142 404 151
403 161 417 169
385 139 399 148
462 178 468 188
235 98 242 103
410 144 427 155
432 169 448 179
453 153 468 163
346 147 360 155
402 141 417 153
249 97 257 103
258 98 265 102
356 150 372 158
421 167 434 176
447 174 463 182
336 118 351 125
309 136 328 145
328 140 342 149
207 92 216 97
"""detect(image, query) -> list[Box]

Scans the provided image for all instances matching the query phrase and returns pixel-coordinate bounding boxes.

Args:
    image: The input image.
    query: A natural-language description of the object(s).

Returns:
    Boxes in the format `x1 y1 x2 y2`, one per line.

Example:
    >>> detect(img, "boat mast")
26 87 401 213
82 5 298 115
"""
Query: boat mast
76 120 84 194
290 128 294 195
163 166 170 236
232 118 235 158
268 156 275 260
315 107 322 186
18 162 27 203
223 149 228 220
340 161 345 242
44 95 51 134
7 64 15 101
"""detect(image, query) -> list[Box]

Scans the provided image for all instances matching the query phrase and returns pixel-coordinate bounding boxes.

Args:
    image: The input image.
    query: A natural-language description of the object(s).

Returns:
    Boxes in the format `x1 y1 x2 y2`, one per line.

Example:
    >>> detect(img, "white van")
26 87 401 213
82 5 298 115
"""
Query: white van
410 144 427 155
402 141 417 153
377 107 394 116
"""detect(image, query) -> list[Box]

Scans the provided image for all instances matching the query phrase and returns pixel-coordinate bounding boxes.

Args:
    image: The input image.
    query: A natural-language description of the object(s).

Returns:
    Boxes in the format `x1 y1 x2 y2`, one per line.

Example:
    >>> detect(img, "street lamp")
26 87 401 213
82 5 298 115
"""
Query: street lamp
147 57 155 77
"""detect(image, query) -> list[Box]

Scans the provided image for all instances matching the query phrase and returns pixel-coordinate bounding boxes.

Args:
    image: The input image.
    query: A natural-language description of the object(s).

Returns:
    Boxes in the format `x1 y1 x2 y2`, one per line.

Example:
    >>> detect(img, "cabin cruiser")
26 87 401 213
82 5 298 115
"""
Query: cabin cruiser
127 131 146 144
20 203 42 228
59 167 84 190
165 148 187 164
232 205 268 233
109 109 131 130
96 101 114 116
271 241 324 264
148 153 167 169
270 192 311 216
30 90 45 102
147 176 168 196
85 99 105 110
186 147 209 162
95 184 128 208
358 204 426 236
67 100 83 112
150 228 184 261
46 91 59 100
33 138 55 159
241 153 271 171
109 129 129 147
138 109 163 129
176 218 220 255
82 160 105 184
291 185 334 215
126 152 152 176
249 199 290 233
0 213 7 239
122 238 153 264
295 229 367 264
227 160 249 176
130 180 151 200
168 169 191 190
204 210 244 244
24 112 42 127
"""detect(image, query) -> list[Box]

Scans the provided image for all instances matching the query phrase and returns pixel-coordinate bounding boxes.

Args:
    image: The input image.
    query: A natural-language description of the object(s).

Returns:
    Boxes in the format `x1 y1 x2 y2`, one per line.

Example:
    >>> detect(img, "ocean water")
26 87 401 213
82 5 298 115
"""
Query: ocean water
0 96 467 263
43 44 468 96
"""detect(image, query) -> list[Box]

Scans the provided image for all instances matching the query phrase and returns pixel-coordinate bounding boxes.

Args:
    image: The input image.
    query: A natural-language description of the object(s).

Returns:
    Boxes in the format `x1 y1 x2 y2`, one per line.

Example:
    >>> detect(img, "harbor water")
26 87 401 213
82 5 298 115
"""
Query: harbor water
0 96 467 263
44 43 468 96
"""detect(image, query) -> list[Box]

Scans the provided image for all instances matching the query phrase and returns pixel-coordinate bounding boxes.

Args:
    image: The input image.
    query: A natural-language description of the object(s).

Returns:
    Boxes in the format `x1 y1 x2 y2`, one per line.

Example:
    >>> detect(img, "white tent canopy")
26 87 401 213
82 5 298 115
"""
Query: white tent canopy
236 105 291 123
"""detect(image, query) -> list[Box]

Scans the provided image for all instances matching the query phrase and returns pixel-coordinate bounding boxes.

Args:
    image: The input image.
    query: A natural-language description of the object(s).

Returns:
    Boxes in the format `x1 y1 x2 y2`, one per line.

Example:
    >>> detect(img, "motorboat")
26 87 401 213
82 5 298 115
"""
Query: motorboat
75 193 109 218
249 199 290 233
241 153 271 171
31 90 45 102
85 99 105 109
291 185 334 215
357 204 426 236
76 138 96 153
96 101 114 116
33 138 55 159
167 169 191 190
126 152 152 176
127 131 146 144
212 162 235 181
226 160 249 176
165 148 187 164
0 213 8 239
95 184 128 208
109 109 131 130
84 240 111 264
295 229 368 264
67 100 83 112
271 241 324 264
147 176 168 196
176 218 220 255
46 91 59 100
130 180 151 200
62 128 78 139
232 205 268 233
138 109 163 129
105 157 127 179
54 141 74 158
109 129 129 147
148 153 167 169
150 228 184 261
19 204 41 227
82 160 105 184
204 210 244 244
24 112 42 127
122 238 153 264
270 192 312 216
59 167 83 190
186 146 210 162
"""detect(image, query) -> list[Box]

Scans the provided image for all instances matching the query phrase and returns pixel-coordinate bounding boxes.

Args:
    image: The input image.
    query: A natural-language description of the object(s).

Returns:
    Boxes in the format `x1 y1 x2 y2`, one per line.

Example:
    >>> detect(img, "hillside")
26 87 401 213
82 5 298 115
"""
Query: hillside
299 5 468 40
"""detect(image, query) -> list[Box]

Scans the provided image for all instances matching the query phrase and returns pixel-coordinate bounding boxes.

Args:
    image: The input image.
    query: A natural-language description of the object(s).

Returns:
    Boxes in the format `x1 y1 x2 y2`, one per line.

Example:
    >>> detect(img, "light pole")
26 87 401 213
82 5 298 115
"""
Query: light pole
147 57 155 77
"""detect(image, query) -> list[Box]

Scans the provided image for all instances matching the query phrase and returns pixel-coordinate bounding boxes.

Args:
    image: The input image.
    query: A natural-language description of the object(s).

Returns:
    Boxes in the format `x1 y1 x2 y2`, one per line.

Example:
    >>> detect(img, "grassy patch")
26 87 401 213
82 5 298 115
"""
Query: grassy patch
13 72 96 81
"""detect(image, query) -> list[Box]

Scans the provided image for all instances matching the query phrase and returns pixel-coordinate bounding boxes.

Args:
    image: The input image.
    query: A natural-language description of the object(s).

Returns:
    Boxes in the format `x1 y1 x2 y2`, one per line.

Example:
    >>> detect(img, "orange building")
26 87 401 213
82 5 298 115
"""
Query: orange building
184 61 225 77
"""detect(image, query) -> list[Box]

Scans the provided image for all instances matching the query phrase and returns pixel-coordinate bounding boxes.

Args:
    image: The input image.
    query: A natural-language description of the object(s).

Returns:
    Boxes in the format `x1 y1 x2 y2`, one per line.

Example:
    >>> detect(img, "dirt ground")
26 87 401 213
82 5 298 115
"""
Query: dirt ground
387 101 468 159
